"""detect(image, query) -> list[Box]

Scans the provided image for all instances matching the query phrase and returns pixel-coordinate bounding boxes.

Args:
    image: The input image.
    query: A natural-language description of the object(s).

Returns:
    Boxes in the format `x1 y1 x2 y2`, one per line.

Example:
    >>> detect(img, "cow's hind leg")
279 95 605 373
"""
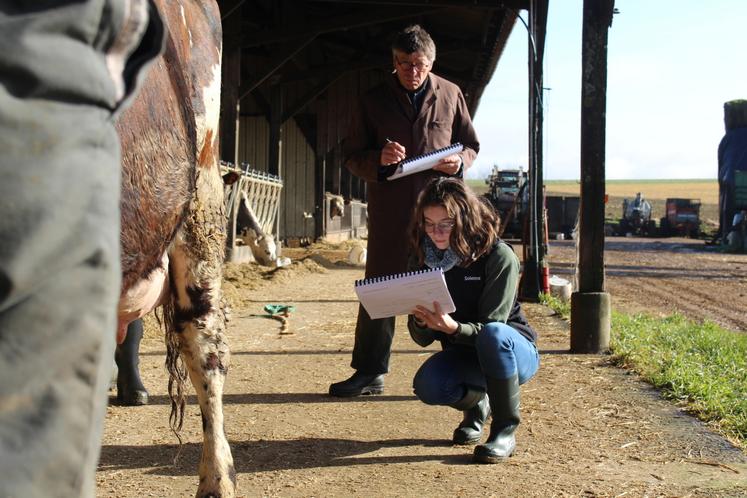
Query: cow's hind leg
166 168 235 498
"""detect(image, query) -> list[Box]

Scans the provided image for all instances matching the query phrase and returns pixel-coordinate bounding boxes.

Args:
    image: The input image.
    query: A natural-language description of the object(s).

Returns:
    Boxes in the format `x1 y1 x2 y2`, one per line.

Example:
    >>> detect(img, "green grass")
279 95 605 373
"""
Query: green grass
539 292 570 319
540 295 747 447
611 313 747 445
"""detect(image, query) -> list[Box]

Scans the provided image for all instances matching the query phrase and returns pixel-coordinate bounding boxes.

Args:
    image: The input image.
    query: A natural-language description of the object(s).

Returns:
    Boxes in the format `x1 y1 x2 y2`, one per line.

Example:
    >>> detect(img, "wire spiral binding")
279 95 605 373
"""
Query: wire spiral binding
399 143 462 166
355 267 442 287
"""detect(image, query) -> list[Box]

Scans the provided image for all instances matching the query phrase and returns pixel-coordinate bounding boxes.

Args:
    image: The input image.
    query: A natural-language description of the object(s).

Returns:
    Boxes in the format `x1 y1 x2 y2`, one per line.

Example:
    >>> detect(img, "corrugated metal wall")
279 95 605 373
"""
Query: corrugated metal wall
236 71 387 243
315 71 386 199
237 116 315 242
237 116 269 172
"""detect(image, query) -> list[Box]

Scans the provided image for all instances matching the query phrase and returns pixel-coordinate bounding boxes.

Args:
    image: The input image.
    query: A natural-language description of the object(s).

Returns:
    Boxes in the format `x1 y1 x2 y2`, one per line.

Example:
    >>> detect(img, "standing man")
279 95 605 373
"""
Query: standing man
329 25 480 397
0 1 163 496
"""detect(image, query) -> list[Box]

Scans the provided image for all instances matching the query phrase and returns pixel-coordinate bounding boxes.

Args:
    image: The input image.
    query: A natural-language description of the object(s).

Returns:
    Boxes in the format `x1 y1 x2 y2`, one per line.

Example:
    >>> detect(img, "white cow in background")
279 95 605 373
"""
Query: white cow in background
236 194 278 266
223 171 279 267
329 194 345 218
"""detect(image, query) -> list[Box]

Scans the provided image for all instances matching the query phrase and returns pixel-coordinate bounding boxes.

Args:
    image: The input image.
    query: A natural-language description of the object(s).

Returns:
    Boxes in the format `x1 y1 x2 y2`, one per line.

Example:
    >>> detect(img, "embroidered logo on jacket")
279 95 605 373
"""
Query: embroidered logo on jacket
464 276 481 281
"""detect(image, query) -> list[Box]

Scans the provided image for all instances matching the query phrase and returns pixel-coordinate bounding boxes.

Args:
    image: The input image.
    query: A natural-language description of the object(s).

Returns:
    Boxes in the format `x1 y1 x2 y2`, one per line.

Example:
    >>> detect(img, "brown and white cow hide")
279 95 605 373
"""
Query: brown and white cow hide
115 1 234 497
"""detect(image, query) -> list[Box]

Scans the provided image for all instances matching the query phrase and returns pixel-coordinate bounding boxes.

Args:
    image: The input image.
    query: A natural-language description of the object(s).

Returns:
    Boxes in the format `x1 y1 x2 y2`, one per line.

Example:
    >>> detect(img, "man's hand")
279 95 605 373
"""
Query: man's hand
433 153 462 175
413 301 458 334
381 141 406 165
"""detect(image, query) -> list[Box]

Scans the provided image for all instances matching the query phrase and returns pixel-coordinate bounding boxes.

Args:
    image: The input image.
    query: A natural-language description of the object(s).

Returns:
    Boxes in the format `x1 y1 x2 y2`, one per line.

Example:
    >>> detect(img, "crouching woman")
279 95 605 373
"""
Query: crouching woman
407 177 539 463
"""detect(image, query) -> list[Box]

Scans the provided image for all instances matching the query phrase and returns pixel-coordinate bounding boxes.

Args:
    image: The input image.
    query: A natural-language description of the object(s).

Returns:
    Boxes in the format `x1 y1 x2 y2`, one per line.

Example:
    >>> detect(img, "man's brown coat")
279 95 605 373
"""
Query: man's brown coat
344 73 480 278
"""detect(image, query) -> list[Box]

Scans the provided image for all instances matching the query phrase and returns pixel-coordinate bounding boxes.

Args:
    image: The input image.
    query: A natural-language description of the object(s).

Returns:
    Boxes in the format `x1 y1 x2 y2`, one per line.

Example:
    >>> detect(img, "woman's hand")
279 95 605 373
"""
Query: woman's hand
413 301 459 334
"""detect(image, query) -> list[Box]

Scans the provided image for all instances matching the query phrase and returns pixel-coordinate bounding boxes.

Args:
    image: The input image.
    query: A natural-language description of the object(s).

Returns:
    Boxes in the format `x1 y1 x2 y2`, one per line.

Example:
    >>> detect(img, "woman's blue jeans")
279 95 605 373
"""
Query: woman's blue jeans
413 322 540 406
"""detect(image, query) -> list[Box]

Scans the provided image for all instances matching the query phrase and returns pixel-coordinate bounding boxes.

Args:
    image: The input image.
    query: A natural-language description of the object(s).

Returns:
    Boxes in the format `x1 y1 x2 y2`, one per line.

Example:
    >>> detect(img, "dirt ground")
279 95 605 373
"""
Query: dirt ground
544 236 747 333
97 238 747 497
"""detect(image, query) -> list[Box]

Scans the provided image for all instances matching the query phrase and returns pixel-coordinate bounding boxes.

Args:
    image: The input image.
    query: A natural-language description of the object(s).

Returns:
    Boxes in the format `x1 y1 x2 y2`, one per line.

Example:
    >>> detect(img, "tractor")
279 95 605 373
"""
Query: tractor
483 166 528 239
619 192 656 236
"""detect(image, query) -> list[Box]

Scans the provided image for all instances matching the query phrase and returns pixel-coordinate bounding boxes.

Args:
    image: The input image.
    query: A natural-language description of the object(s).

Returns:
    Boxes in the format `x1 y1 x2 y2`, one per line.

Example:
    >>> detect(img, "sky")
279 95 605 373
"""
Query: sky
466 0 747 181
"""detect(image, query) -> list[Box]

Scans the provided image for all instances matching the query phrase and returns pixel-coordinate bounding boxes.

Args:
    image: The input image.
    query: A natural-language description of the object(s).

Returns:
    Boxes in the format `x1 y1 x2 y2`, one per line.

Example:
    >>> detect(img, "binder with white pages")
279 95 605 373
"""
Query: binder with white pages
386 143 464 181
354 268 455 320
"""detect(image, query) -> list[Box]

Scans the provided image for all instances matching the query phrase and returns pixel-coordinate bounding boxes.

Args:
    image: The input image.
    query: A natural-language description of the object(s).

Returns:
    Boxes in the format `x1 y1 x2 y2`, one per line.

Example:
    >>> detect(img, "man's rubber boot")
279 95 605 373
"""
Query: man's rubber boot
115 319 149 406
474 374 520 463
329 371 384 397
450 387 490 445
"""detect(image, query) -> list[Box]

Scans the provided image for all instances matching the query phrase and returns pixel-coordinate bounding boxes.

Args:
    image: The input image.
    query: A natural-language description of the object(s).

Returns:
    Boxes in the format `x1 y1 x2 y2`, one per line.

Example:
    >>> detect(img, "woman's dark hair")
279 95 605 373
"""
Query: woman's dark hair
391 24 436 61
409 177 500 266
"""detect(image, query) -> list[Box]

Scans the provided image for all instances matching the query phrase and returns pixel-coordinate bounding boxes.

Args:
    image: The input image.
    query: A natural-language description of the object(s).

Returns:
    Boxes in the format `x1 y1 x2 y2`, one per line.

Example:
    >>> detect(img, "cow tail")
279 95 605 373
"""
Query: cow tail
162 299 187 445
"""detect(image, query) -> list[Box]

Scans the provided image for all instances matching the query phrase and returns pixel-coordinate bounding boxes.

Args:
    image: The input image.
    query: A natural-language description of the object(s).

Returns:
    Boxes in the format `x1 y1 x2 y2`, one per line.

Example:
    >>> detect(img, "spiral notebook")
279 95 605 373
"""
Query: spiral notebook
387 143 464 181
354 268 455 319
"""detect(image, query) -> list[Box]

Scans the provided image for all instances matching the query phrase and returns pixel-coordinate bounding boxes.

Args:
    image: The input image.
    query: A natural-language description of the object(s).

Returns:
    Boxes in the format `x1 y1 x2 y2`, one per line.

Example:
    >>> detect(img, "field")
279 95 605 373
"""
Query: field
468 178 720 233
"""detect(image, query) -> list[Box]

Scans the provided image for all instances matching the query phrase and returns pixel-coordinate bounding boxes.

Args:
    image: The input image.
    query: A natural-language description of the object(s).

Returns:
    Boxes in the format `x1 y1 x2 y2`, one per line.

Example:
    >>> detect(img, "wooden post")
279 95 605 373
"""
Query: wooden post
570 0 615 353
315 155 326 241
269 85 283 176
519 0 548 301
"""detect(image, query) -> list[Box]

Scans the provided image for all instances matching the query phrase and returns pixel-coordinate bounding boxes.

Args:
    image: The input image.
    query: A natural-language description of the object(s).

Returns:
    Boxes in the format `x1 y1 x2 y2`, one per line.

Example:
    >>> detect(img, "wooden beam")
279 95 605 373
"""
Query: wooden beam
241 6 438 47
268 86 283 176
243 88 270 119
577 0 614 294
314 154 326 240
465 9 516 115
238 35 316 100
307 0 528 8
219 0 243 165
518 0 548 301
279 59 386 85
276 40 482 85
281 73 345 124
292 113 317 153
218 0 246 20
570 0 615 353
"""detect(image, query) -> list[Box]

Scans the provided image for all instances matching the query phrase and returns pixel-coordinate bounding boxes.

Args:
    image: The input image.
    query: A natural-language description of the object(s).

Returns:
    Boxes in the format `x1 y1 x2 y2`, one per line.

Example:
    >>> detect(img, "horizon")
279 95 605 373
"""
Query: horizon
468 177 716 183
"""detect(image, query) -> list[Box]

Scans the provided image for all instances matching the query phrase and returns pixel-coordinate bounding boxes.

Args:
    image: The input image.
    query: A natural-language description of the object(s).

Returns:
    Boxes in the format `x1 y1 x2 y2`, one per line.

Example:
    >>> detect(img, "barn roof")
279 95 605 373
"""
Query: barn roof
221 0 529 118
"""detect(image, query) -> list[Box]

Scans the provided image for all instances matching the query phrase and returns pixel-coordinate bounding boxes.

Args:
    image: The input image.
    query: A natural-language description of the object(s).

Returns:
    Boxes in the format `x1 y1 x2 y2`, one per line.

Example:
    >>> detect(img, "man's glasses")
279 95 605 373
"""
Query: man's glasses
396 59 431 72
423 220 455 234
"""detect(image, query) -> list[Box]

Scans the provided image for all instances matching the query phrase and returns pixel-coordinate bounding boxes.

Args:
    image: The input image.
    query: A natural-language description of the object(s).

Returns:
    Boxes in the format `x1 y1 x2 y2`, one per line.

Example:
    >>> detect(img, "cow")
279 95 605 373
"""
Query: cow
236 196 278 266
223 171 279 266
114 1 235 497
329 194 345 218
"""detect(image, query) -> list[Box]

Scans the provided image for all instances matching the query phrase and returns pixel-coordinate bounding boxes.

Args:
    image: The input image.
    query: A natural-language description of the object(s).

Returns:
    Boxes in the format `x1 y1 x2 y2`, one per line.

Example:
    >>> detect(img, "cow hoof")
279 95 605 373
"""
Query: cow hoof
197 472 236 498
197 486 234 498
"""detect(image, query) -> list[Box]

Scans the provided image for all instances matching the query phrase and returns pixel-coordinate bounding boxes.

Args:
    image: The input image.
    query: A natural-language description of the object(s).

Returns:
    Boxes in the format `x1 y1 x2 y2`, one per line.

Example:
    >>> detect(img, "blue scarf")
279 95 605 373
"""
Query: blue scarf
423 236 462 272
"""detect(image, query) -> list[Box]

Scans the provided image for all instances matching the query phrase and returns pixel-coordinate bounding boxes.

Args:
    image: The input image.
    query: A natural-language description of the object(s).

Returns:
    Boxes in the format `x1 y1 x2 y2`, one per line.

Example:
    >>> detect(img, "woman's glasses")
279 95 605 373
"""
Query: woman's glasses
423 220 455 234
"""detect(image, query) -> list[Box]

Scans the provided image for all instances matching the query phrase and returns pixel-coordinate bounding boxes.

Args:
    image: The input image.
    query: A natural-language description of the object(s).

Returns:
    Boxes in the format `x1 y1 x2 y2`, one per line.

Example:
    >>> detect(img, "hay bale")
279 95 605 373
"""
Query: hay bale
724 99 747 130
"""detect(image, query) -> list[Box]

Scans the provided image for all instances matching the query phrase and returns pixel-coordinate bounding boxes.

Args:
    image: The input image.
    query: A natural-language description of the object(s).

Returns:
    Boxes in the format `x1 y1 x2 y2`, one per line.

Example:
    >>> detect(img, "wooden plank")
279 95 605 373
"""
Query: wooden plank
577 0 615 293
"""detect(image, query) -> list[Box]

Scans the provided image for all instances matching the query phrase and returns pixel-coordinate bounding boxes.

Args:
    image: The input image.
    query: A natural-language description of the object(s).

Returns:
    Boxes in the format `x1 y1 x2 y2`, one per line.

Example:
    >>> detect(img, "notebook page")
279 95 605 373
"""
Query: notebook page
387 143 464 181
354 269 455 319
